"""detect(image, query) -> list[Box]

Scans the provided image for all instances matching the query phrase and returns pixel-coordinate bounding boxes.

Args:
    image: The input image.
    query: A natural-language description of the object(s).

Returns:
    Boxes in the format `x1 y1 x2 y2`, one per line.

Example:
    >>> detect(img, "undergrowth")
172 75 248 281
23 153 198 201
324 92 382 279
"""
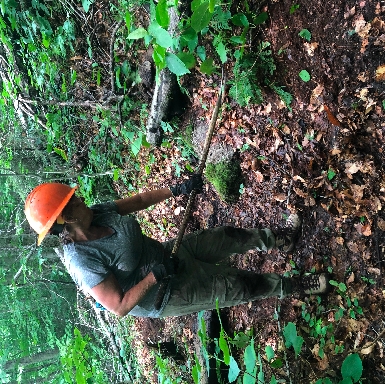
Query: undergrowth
205 160 243 203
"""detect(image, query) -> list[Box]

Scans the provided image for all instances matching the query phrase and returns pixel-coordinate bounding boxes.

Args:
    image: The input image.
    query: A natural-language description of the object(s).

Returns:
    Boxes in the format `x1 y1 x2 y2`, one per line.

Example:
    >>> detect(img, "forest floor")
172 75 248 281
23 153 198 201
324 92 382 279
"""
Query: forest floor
99 0 385 382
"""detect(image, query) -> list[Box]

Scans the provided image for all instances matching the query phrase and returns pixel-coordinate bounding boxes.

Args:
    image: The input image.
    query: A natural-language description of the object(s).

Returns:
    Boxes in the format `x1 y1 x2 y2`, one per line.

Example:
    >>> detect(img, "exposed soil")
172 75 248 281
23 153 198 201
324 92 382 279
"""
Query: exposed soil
77 0 385 382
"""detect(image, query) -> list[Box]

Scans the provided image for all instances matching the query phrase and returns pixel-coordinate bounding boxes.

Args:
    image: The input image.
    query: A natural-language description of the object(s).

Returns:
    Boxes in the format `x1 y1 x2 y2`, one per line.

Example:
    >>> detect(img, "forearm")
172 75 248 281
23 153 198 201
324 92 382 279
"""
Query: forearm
112 273 156 317
115 187 172 215
115 272 157 317
90 271 158 317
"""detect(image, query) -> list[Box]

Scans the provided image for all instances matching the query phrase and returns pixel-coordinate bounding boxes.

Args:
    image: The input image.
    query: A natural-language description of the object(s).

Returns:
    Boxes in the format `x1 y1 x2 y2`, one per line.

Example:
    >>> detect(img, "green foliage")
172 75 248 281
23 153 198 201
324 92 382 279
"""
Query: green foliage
299 69 311 82
59 327 108 384
340 353 363 383
229 42 292 108
205 160 243 203
299 29 311 41
283 322 304 358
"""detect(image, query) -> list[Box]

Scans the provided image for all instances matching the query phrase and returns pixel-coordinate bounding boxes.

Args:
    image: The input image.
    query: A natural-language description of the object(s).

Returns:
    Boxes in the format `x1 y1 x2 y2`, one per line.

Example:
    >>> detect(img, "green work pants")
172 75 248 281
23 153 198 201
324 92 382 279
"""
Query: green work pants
160 226 293 317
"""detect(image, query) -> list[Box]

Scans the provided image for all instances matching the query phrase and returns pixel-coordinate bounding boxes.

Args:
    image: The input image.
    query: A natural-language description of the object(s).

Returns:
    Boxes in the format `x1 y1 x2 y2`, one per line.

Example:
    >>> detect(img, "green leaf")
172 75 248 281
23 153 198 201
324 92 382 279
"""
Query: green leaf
327 169 336 180
156 0 170 28
231 13 249 27
228 356 240 383
53 147 67 161
148 21 173 48
215 41 227 63
177 52 196 69
192 364 200 384
299 70 311 82
180 27 198 51
200 58 216 75
219 331 230 365
191 2 213 32
131 136 142 156
113 169 120 181
254 11 268 25
127 27 148 40
243 340 256 372
232 332 250 348
82 0 94 13
299 28 311 41
152 44 166 70
341 354 363 382
197 45 206 61
165 52 190 76
265 345 275 362
209 0 216 13
283 322 304 358
270 376 278 384
270 358 283 368
124 10 131 31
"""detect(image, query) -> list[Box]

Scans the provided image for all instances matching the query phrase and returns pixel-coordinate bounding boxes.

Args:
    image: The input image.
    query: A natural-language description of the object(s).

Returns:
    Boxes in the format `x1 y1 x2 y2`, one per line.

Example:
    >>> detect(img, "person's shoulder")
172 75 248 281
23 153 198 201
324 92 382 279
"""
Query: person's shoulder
90 201 118 214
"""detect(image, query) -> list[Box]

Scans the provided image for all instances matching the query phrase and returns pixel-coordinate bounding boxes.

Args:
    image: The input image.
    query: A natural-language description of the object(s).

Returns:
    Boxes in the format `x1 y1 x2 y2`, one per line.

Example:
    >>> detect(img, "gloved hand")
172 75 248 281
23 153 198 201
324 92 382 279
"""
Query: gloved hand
169 174 204 196
151 257 179 283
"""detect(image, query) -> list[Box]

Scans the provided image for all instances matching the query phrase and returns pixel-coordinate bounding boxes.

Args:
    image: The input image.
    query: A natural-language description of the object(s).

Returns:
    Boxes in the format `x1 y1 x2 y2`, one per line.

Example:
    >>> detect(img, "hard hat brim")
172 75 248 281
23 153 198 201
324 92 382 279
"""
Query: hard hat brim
36 185 78 245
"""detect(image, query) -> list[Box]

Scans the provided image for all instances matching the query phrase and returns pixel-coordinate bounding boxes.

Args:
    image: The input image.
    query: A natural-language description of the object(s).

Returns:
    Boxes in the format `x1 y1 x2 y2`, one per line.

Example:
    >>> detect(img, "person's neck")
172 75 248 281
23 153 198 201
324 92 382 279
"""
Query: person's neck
71 225 113 242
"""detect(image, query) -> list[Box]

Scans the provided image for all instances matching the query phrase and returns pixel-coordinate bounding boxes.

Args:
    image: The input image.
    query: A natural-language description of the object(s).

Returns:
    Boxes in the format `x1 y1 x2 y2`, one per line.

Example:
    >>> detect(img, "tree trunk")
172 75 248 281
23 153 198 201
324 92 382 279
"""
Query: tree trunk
4 348 60 371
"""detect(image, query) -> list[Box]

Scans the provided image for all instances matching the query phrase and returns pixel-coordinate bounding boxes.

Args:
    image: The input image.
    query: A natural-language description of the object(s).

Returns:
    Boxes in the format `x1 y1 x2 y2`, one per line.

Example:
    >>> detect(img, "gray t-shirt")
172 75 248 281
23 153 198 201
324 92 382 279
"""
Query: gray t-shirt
63 202 170 317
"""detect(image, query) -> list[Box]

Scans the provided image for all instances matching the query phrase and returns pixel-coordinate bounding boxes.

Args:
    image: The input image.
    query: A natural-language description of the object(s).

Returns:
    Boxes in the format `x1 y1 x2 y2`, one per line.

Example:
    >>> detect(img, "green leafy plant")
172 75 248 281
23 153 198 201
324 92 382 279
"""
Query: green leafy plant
299 29 311 41
283 322 304 358
290 4 300 14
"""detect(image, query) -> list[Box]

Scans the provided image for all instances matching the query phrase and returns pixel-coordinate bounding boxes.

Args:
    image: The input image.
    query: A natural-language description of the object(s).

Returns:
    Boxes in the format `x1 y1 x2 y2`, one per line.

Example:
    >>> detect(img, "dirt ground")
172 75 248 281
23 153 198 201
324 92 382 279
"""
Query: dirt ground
105 0 385 382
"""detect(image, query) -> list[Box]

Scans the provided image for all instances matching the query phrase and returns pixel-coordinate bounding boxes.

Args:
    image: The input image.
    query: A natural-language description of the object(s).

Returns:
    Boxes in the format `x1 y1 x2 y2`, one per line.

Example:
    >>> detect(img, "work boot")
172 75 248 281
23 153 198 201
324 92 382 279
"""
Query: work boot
275 213 302 252
291 273 331 297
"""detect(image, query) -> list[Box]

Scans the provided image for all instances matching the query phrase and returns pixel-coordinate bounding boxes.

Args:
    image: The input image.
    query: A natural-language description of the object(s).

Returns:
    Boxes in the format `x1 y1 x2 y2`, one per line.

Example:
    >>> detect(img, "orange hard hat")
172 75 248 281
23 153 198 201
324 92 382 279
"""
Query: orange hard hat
25 183 77 245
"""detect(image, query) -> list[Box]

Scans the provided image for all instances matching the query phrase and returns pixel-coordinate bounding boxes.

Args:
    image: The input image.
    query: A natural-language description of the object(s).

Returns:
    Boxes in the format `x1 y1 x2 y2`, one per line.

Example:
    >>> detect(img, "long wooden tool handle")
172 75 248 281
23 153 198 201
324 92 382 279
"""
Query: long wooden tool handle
154 77 226 311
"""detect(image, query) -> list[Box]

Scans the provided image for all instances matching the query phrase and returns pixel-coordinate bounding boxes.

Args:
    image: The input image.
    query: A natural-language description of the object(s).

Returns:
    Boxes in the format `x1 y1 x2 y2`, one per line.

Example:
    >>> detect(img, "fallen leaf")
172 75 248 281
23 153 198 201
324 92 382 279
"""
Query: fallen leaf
375 64 385 81
253 171 264 183
335 236 345 245
345 162 361 177
273 193 287 202
344 6 356 18
361 342 375 355
378 218 385 231
324 105 342 127
293 187 307 199
367 267 381 276
304 42 319 56
346 272 355 284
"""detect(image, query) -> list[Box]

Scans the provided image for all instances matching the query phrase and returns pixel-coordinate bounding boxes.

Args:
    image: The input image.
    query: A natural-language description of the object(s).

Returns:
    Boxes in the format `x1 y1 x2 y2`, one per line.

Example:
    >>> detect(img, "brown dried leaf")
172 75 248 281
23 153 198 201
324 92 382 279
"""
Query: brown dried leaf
293 187 308 198
378 218 385 231
324 105 342 127
375 64 385 81
344 6 356 18
361 342 375 355
273 193 287 202
253 171 264 183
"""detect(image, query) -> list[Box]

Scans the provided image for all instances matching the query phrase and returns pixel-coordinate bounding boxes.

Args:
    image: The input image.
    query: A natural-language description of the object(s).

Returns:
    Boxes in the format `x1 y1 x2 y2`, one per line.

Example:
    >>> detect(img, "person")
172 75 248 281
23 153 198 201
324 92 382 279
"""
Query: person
24 176 330 318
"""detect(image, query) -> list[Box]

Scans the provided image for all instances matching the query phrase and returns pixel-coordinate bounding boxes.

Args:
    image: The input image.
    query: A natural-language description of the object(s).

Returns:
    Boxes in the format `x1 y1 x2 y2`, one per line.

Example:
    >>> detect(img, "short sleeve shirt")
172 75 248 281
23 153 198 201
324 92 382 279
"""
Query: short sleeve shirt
63 202 170 317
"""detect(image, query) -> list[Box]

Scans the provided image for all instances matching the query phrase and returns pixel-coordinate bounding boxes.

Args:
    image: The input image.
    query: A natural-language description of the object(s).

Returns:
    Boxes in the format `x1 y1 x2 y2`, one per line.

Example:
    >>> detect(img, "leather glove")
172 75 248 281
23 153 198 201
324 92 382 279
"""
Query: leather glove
169 174 204 196
151 264 168 283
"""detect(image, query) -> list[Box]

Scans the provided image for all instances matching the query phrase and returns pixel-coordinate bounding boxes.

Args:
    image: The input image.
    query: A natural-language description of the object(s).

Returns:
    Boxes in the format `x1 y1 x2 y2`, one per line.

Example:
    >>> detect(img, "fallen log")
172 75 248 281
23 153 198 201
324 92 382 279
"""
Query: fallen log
145 5 183 145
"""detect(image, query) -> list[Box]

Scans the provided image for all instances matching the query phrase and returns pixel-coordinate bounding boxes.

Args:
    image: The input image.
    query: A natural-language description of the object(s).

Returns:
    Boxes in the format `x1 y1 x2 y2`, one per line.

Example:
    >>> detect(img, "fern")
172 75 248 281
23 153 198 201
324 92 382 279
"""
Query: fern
271 85 293 111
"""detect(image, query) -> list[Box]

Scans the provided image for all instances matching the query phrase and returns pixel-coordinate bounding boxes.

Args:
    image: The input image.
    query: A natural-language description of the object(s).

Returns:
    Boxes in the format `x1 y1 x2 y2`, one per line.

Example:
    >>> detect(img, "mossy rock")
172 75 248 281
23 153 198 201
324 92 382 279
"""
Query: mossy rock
205 160 243 203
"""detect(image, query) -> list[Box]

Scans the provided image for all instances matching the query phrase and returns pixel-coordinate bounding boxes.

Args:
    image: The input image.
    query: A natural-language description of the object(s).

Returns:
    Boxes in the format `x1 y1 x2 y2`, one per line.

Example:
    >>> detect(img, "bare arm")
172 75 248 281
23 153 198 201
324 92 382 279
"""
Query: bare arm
90 272 157 317
114 187 172 215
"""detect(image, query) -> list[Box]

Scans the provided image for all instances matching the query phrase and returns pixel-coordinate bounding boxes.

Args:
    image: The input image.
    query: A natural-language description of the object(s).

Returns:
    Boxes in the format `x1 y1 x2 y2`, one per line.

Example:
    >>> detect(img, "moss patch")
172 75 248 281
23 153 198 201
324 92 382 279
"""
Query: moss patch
205 160 243 203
